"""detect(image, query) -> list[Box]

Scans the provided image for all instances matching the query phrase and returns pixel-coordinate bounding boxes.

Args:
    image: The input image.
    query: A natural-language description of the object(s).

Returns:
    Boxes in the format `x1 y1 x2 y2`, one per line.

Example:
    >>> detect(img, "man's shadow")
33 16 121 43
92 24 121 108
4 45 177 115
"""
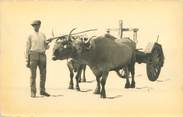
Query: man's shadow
51 94 64 97
33 94 64 98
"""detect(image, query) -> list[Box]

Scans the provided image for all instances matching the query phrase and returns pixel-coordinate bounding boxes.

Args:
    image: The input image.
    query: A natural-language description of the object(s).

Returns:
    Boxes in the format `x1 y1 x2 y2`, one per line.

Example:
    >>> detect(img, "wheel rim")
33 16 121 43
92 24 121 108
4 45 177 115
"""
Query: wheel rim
146 43 164 81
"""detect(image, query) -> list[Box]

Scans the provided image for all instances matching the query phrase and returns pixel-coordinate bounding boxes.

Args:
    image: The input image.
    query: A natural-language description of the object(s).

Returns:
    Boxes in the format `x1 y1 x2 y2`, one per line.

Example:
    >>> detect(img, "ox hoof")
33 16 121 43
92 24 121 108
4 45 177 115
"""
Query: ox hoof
93 89 100 94
130 83 136 88
76 87 80 91
100 94 106 98
68 85 74 90
100 90 106 98
125 83 130 89
52 56 57 61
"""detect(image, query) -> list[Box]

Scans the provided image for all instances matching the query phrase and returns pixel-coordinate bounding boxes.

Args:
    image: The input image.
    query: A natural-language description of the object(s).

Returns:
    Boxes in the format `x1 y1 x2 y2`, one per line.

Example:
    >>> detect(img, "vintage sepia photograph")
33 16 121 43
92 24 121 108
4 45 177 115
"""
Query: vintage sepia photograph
0 0 183 117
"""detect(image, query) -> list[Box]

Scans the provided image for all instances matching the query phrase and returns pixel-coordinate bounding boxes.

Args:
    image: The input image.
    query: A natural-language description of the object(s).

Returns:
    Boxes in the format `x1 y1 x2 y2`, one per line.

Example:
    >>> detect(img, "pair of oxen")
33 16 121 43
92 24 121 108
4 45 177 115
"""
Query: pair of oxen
52 28 136 98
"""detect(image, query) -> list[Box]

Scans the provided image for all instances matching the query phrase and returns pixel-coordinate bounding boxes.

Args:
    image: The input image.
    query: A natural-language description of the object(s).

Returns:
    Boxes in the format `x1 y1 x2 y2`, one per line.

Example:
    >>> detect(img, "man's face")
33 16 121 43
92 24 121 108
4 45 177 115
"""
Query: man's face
32 24 40 32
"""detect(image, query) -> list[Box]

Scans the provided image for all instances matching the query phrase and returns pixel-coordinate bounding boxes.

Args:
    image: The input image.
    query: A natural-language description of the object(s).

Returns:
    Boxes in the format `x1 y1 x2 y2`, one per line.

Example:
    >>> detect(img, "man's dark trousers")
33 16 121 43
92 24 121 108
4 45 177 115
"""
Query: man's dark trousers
29 51 46 95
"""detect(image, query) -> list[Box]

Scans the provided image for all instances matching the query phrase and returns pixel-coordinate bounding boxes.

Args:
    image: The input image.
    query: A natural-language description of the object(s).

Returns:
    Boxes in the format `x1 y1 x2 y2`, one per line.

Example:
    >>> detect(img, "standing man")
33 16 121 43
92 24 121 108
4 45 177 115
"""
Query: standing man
26 20 50 98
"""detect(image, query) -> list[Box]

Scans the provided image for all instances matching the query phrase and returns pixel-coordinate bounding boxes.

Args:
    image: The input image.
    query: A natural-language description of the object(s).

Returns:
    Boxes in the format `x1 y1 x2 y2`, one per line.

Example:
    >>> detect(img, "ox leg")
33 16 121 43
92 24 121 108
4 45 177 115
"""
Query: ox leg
68 70 74 89
78 65 82 82
124 66 130 88
67 62 74 89
81 65 86 82
130 63 136 88
75 66 82 91
78 70 82 83
100 71 109 98
93 74 101 94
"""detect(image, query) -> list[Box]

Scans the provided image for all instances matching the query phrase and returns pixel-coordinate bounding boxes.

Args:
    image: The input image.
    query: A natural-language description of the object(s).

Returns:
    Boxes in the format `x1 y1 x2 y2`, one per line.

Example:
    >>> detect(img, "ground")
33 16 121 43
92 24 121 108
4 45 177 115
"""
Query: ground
0 61 183 117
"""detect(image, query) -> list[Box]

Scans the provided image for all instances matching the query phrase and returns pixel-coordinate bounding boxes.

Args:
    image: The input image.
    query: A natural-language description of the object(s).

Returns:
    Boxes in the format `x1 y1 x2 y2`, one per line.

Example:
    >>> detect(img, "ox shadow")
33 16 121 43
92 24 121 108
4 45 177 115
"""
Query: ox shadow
136 87 153 90
156 78 171 82
126 74 142 78
81 80 95 83
79 89 93 92
106 95 123 99
135 86 153 92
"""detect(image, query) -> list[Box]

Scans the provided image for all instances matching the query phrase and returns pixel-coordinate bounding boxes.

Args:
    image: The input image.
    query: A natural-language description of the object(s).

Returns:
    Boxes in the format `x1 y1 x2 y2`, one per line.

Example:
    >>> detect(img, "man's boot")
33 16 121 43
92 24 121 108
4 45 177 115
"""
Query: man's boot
40 91 50 97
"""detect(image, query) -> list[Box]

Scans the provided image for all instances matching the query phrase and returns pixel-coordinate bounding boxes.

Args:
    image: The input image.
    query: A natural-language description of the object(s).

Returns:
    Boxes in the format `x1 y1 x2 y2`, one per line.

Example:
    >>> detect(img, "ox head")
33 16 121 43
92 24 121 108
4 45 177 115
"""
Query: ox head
52 28 95 61
52 36 71 60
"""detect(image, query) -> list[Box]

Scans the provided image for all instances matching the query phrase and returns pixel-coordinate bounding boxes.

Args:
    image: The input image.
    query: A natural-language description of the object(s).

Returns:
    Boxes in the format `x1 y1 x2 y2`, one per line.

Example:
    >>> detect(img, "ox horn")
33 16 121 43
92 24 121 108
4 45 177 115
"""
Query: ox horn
68 28 77 41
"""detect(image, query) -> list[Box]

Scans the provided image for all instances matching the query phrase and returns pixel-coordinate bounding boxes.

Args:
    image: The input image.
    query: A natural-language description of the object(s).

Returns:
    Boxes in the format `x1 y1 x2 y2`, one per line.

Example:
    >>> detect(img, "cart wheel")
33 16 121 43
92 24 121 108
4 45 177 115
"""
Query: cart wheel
146 43 164 81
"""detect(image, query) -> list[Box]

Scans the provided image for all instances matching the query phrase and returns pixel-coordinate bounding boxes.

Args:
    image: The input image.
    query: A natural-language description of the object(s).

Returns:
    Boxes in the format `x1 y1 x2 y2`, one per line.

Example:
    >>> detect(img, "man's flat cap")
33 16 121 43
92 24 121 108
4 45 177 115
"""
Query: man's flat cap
31 20 41 25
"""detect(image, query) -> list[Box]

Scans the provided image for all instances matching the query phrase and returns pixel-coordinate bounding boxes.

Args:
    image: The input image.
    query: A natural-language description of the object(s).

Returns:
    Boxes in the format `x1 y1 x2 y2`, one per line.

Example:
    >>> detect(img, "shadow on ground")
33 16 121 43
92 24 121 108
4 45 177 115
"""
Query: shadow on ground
135 86 153 93
32 94 64 98
156 78 171 82
106 95 123 99
84 80 95 83
79 89 93 92
51 94 64 97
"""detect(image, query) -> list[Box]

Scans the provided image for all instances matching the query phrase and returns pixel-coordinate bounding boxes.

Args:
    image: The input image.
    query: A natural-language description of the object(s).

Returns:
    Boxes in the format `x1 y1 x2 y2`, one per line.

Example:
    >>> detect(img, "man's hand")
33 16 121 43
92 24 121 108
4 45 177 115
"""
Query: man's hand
26 61 30 68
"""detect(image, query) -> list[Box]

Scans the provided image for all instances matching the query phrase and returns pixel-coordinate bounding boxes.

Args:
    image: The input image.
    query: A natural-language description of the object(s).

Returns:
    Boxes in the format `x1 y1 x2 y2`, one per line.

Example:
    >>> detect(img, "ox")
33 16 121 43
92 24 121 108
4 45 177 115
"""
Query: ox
52 37 86 91
52 29 136 98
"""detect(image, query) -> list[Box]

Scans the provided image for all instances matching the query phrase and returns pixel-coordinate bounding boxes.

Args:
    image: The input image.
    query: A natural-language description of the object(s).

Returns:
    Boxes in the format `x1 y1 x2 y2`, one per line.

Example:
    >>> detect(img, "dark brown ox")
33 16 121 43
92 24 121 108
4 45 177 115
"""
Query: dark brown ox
52 29 136 98
52 36 87 91
67 59 86 90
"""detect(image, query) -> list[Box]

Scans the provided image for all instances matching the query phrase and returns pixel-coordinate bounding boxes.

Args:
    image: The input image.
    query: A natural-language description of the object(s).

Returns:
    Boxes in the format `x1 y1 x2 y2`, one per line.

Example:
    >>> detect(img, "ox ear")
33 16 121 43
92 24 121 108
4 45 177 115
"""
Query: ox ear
84 36 96 50
55 39 62 44
56 36 66 42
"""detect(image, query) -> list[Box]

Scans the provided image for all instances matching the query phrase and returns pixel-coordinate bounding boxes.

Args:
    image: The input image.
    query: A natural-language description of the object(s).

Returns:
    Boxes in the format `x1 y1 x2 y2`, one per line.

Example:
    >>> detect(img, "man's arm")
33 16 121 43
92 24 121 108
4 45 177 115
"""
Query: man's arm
25 36 31 67
43 34 50 50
